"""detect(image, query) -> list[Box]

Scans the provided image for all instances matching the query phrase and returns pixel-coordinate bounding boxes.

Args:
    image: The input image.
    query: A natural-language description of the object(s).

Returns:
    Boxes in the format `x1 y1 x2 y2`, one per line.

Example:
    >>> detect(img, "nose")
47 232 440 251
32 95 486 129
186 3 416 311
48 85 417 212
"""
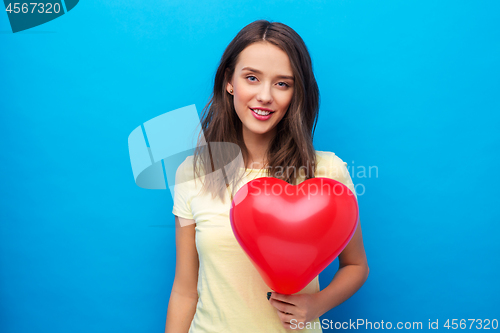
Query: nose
256 83 273 104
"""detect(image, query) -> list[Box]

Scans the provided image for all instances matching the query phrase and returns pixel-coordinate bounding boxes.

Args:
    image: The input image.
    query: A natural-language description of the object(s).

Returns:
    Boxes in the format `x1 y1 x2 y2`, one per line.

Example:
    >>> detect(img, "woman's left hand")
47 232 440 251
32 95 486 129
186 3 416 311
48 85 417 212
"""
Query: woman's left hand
268 291 323 330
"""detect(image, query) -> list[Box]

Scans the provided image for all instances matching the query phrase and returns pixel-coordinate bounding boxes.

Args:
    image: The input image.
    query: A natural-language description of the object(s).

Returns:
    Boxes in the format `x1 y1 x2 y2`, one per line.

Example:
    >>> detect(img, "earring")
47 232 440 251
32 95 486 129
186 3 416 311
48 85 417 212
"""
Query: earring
230 89 233 94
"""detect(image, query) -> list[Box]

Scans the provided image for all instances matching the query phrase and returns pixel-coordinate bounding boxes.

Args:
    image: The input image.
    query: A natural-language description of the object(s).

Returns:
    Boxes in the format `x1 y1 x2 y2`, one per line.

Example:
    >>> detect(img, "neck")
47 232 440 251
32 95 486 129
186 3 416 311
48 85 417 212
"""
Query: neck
242 126 276 169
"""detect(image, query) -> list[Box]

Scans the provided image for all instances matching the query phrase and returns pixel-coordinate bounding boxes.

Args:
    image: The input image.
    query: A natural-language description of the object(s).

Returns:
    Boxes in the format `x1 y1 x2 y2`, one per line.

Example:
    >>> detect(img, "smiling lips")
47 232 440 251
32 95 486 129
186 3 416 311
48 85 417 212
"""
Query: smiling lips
250 107 274 116
251 107 274 112
250 107 274 120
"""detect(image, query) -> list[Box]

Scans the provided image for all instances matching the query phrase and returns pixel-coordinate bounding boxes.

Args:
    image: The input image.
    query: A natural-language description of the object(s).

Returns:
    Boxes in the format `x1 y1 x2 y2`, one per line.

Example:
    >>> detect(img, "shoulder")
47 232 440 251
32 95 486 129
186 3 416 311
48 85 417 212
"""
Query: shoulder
315 150 348 166
180 155 195 169
315 150 357 198
315 150 346 173
314 150 332 164
314 150 332 177
175 155 195 181
315 150 352 181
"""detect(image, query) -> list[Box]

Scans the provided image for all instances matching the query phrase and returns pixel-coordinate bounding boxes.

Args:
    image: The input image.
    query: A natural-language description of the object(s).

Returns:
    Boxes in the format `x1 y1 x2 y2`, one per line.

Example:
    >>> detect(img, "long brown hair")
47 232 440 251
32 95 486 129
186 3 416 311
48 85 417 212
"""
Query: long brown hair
192 19 320 203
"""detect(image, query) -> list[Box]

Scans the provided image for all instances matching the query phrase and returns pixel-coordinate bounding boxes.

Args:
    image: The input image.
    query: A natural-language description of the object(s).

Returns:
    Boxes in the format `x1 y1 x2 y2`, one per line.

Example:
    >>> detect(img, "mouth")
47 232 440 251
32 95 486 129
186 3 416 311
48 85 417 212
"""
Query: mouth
249 107 275 120
249 107 275 116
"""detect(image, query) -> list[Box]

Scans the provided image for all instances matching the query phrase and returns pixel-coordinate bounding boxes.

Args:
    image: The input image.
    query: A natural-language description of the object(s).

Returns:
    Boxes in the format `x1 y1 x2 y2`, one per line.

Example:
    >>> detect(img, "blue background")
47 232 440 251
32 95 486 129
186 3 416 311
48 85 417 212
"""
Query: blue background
1 1 499 332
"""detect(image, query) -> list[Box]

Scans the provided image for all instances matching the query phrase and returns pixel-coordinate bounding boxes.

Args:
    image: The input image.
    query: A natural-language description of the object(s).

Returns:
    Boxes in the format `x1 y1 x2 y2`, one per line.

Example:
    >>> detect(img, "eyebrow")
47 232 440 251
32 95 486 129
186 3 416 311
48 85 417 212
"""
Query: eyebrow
241 66 294 81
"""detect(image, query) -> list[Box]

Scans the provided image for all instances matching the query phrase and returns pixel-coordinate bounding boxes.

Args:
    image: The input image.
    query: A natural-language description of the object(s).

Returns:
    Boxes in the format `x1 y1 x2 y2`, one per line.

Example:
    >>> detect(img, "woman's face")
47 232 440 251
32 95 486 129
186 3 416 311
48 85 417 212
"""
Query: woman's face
227 41 295 139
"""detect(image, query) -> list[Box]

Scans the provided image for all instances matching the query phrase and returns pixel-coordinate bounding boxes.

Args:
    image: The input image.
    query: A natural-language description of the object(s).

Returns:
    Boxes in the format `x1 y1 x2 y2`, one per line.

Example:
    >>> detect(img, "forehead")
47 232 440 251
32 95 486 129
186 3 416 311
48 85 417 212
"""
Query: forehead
235 42 293 76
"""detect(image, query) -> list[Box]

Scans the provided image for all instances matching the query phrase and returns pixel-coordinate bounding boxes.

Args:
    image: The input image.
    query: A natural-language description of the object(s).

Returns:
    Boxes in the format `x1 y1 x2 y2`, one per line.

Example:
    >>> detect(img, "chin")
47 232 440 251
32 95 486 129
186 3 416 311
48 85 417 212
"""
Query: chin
256 130 274 136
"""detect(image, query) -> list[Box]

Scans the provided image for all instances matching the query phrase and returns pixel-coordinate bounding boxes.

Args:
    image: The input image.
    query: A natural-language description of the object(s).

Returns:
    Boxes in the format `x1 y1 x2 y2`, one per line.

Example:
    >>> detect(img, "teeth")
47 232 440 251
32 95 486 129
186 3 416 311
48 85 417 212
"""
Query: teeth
252 109 271 116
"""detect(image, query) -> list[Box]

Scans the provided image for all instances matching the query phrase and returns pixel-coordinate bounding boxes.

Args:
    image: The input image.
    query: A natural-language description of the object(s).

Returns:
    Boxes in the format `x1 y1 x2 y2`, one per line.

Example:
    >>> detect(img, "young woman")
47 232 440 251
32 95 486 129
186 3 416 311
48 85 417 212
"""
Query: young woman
165 20 369 332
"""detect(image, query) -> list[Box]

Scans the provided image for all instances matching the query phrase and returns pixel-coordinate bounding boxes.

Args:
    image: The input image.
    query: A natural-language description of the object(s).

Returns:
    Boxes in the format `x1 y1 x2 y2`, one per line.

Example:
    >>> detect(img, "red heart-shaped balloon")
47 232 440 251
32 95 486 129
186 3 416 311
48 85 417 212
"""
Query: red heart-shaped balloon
230 177 359 294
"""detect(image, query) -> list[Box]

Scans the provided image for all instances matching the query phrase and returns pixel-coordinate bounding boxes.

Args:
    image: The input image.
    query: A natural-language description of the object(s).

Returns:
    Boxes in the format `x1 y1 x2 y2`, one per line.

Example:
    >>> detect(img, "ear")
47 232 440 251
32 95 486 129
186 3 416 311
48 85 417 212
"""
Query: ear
226 81 234 94
225 68 234 94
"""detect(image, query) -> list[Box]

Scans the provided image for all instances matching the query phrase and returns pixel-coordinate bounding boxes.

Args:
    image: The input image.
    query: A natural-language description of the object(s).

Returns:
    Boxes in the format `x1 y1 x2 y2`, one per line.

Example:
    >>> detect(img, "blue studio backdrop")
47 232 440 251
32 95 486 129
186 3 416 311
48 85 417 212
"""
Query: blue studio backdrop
1 1 499 332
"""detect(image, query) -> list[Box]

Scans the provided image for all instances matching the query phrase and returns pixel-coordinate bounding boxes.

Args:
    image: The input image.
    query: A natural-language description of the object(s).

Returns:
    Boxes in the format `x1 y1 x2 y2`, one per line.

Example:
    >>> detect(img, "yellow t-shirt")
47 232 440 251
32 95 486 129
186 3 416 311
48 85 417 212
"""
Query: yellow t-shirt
171 150 357 333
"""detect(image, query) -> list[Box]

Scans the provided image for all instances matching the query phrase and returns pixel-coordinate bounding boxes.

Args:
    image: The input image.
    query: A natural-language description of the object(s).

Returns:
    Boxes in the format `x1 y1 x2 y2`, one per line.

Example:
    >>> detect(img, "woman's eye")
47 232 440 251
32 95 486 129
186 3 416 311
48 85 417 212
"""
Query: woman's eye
246 76 289 88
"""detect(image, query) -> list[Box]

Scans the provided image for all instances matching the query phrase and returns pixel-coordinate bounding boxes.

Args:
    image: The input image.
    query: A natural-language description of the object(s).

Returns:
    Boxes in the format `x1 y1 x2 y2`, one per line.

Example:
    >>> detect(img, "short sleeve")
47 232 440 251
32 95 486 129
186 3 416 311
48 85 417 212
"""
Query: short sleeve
171 157 195 220
327 153 358 201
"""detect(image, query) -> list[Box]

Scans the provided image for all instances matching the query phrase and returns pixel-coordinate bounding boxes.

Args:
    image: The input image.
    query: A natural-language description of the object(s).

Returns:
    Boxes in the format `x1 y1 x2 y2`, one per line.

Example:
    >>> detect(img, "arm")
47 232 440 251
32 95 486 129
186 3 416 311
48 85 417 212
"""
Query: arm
313 219 369 316
165 216 199 333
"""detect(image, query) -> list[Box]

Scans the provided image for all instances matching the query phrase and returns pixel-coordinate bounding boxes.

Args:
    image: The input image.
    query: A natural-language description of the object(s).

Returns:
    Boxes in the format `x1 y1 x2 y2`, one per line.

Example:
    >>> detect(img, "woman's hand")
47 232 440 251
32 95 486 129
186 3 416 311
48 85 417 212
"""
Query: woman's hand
268 291 323 330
